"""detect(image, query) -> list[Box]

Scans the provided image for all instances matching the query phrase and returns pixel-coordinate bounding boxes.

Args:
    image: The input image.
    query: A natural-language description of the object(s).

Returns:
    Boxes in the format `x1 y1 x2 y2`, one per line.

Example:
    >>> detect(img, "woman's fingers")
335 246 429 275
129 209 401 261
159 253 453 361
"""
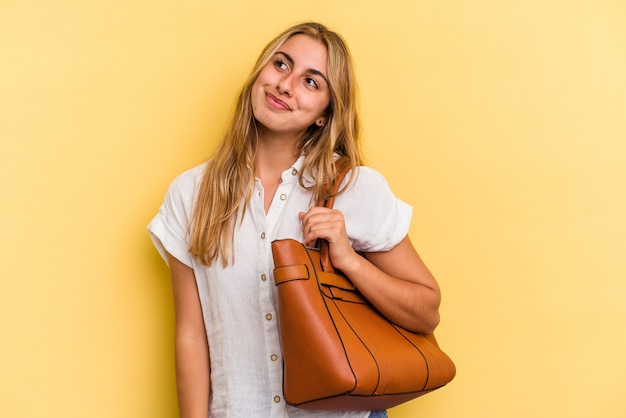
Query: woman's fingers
299 207 345 244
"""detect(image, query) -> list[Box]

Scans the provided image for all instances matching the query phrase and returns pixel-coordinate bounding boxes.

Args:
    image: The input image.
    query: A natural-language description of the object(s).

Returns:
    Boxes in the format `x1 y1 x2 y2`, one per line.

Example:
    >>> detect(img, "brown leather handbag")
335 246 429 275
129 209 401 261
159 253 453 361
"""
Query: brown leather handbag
271 164 456 411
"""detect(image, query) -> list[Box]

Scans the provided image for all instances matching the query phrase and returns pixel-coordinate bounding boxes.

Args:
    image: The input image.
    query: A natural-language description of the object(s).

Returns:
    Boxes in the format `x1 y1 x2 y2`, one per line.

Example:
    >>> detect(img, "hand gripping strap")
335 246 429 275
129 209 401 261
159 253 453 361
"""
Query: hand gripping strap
317 160 353 272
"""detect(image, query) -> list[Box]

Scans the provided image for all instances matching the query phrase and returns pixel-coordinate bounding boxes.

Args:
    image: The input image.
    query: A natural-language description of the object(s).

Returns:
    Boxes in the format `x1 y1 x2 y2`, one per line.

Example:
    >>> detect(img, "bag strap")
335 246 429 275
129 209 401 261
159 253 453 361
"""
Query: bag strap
319 159 351 208
317 160 353 272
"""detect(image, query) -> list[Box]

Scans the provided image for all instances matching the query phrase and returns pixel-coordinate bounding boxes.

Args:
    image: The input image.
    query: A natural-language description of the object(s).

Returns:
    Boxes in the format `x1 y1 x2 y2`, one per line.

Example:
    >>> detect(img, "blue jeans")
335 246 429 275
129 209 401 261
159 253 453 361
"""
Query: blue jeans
369 411 388 418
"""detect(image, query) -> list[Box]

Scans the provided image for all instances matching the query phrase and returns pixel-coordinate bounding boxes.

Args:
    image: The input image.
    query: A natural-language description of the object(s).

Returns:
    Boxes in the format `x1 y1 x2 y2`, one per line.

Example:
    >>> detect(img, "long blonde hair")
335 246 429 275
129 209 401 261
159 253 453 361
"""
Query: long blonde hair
190 22 362 266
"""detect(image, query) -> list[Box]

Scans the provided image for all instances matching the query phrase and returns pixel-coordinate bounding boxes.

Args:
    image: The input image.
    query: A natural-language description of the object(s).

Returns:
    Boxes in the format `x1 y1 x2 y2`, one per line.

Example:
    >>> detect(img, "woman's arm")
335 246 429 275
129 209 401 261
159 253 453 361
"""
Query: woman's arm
299 209 441 334
359 236 440 333
167 252 210 418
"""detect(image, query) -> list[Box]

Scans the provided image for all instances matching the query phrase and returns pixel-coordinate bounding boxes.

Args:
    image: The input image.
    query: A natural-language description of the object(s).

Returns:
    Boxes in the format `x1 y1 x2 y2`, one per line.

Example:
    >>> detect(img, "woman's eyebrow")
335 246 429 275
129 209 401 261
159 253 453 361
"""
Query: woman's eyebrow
275 51 294 66
275 51 329 86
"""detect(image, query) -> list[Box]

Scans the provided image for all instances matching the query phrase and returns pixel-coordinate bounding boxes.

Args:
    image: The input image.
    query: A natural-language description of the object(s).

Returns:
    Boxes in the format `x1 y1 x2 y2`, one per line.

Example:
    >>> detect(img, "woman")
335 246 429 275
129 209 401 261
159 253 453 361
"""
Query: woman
148 22 441 418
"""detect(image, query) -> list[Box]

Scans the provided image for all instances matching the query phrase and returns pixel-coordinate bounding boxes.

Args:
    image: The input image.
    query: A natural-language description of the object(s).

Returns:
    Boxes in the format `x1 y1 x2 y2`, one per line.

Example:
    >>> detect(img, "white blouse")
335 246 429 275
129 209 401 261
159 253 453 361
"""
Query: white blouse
148 156 412 418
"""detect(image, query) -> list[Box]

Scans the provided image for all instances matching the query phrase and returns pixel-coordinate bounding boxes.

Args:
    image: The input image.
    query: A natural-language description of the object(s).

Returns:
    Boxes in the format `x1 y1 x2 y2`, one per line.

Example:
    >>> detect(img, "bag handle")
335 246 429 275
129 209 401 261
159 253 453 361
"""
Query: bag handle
317 160 353 272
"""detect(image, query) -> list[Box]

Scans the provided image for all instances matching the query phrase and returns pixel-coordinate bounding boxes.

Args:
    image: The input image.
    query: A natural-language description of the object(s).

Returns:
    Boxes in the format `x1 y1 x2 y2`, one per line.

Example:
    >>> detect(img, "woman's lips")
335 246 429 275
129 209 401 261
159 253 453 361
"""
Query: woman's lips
265 92 291 111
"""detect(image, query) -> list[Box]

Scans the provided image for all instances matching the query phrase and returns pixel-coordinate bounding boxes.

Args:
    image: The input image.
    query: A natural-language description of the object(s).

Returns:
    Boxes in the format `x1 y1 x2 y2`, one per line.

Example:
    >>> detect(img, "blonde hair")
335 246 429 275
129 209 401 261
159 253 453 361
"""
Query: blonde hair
190 22 362 266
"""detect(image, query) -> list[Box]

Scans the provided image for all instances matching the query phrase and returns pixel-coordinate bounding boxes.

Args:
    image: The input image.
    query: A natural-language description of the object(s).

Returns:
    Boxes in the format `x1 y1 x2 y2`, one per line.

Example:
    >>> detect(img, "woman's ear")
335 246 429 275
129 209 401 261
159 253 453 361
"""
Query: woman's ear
315 117 326 127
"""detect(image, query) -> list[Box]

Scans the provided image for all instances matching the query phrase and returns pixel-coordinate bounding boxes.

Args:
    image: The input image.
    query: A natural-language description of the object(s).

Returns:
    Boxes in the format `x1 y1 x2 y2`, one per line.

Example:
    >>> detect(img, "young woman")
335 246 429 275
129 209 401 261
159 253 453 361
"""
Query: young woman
148 22 441 418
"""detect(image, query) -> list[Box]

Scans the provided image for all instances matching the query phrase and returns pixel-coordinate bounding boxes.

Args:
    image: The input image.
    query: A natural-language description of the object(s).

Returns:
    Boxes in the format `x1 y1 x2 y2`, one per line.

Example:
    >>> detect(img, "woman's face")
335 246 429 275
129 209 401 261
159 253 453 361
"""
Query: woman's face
251 34 331 140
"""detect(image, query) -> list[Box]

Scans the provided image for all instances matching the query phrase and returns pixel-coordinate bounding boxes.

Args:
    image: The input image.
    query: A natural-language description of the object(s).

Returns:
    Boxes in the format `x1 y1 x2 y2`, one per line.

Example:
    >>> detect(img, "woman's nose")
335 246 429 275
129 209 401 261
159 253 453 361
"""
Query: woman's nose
276 74 293 96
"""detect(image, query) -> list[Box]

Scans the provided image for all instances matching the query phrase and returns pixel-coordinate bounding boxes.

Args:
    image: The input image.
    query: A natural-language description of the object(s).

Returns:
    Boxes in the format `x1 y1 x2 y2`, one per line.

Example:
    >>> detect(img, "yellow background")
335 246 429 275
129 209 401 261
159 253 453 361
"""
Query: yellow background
2 1 625 417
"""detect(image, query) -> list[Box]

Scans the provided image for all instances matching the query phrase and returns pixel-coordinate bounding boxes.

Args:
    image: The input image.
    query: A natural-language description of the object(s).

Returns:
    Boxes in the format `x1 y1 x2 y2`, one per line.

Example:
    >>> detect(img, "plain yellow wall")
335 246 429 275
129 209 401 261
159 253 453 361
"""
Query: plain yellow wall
1 1 625 417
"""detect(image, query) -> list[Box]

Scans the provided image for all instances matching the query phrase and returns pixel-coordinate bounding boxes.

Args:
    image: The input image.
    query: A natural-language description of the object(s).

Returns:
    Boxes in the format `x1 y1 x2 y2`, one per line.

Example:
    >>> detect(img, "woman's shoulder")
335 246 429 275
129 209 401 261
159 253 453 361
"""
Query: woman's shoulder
331 164 400 208
162 162 208 208
169 162 208 191
347 165 393 191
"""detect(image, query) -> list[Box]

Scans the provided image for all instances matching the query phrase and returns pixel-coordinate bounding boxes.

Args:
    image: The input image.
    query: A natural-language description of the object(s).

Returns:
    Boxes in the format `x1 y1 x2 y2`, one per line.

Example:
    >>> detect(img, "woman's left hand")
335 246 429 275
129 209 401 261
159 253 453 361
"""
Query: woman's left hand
298 206 360 272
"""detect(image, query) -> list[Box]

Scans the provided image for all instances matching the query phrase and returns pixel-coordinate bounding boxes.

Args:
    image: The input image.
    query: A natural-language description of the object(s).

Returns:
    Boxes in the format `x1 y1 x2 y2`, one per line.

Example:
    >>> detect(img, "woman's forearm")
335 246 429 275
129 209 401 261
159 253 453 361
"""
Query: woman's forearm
167 252 211 418
175 332 210 418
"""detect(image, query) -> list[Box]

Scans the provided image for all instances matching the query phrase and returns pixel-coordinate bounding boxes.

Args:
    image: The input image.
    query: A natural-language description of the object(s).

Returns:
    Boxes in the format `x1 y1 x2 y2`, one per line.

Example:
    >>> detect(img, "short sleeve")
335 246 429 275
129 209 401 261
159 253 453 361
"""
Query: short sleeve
333 166 412 253
147 164 206 267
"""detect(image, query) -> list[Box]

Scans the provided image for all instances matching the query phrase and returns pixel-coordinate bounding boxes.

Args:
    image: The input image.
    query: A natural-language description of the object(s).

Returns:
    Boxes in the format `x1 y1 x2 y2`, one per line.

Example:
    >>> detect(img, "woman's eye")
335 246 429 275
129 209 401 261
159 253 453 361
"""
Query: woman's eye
305 77 319 89
274 59 288 70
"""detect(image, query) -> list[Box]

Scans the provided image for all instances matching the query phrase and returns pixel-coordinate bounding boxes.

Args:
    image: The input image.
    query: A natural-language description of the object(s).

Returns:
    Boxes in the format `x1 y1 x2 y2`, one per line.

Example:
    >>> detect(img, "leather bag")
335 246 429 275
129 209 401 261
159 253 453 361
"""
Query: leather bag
271 164 456 411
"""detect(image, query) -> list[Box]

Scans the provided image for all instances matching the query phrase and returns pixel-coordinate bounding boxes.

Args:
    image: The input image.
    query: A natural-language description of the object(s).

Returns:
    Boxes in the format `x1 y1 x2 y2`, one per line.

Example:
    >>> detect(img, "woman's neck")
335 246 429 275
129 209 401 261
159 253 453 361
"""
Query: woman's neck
255 144 299 214
255 127 302 178
255 145 298 180
254 129 302 213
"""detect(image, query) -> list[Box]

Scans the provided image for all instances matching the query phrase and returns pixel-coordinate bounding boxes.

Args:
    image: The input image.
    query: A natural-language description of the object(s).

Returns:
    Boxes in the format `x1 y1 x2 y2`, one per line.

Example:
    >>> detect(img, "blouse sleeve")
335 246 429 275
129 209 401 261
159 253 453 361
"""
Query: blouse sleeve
147 164 205 267
333 166 412 253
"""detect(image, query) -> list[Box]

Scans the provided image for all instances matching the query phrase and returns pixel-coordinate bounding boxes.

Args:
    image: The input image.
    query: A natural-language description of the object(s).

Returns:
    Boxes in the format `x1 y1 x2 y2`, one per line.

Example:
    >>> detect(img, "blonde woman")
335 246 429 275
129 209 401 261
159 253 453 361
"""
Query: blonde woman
148 22 441 418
